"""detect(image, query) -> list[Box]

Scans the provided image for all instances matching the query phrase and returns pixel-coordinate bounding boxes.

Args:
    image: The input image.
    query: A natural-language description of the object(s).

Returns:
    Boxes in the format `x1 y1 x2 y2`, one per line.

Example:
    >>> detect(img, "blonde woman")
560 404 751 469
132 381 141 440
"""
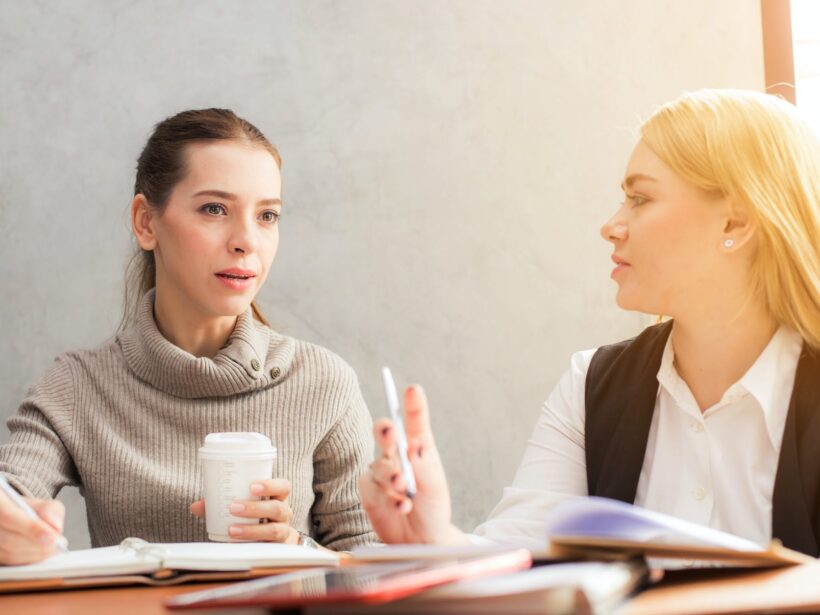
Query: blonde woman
360 89 820 555
0 109 376 565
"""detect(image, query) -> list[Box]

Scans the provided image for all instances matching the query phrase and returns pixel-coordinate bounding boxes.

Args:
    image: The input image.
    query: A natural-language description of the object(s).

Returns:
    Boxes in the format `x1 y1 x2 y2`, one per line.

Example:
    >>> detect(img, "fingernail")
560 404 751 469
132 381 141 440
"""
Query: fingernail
229 503 245 513
229 526 244 536
250 483 264 495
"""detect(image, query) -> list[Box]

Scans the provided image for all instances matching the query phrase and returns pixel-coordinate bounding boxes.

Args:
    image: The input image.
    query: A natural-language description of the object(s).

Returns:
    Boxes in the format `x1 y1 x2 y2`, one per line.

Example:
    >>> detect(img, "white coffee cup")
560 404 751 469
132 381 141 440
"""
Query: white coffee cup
199 432 277 542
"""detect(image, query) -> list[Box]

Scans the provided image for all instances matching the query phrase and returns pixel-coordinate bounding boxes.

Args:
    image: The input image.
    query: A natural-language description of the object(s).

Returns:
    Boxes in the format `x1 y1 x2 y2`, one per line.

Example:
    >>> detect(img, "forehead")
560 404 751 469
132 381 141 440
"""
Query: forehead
624 140 672 181
180 141 282 195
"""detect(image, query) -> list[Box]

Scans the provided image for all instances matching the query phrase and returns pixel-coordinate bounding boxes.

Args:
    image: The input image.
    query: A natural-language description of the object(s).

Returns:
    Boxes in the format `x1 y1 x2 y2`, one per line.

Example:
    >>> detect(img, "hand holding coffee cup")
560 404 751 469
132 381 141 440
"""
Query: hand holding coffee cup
190 432 298 543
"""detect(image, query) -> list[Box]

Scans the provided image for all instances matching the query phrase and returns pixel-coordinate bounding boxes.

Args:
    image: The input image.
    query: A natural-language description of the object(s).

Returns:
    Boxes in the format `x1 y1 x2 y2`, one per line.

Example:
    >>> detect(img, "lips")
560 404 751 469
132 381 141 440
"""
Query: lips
215 268 257 281
610 255 630 279
214 268 257 291
611 255 630 266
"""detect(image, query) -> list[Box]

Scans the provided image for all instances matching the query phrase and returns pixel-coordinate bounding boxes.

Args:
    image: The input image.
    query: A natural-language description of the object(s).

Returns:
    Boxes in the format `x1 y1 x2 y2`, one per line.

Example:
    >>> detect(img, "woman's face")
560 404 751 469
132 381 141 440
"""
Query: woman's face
151 140 282 319
601 140 730 316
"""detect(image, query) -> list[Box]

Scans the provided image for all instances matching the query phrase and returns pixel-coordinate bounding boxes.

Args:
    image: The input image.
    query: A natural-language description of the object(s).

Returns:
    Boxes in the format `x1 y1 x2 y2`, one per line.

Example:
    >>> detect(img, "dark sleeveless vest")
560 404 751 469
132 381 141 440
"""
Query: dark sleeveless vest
584 321 820 556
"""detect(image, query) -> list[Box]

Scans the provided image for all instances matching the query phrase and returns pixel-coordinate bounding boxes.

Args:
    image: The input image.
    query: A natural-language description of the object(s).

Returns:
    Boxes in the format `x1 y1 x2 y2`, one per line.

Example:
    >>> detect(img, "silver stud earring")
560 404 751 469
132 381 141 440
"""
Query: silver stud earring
723 239 734 249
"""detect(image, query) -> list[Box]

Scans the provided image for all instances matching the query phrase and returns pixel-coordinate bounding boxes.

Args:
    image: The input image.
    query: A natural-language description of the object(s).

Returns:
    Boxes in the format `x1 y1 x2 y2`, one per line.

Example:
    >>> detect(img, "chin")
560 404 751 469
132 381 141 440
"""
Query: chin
614 289 650 313
206 295 255 318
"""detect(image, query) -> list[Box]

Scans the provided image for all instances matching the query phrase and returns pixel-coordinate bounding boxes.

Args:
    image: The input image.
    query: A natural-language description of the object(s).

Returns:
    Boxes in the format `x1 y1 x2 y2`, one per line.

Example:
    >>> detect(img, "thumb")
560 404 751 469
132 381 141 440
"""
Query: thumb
404 385 435 446
190 500 205 518
29 498 65 534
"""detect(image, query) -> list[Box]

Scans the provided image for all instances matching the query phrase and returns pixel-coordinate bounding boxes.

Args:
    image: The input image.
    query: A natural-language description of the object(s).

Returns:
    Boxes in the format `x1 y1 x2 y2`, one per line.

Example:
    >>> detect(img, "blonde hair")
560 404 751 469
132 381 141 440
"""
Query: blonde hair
640 89 820 350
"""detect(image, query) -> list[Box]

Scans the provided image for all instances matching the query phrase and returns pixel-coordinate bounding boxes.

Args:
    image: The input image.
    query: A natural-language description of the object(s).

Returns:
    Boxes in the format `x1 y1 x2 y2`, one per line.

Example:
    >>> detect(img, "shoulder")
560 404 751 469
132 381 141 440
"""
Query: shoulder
296 339 358 382
544 322 672 422
543 348 597 425
21 338 119 422
275 335 369 431
269 331 360 397
57 336 125 383
28 336 123 394
586 321 673 384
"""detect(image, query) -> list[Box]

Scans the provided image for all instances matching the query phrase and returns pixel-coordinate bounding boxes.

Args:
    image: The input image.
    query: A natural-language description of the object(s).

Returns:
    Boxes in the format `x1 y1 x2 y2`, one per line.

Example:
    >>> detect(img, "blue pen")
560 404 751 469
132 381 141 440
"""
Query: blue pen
0 473 69 553
381 367 418 499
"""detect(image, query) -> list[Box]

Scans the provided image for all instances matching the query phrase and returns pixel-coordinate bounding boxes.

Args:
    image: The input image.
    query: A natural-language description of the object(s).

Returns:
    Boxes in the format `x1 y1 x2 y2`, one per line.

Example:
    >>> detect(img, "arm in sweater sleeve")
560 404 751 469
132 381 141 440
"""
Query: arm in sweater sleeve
0 357 80 499
310 373 379 550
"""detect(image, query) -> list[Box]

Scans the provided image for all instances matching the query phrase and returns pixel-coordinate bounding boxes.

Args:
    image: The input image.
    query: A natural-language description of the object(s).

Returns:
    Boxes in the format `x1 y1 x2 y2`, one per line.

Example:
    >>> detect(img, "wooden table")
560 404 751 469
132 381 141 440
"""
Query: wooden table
0 583 265 615
4 563 820 615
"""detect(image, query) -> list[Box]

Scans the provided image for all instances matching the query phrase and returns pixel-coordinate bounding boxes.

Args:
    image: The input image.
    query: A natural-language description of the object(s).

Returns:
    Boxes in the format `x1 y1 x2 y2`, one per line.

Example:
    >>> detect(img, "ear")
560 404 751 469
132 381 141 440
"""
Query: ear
721 202 755 251
131 194 158 251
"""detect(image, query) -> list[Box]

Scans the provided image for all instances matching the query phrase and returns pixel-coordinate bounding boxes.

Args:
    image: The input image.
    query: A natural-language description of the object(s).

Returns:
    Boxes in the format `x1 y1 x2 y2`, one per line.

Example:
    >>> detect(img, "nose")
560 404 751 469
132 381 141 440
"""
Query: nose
600 204 628 244
227 215 259 255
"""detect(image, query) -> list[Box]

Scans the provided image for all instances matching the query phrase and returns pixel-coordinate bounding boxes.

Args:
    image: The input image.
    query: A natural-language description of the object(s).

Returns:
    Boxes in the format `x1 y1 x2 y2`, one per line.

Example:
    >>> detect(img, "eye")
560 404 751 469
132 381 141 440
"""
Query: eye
201 203 227 216
259 210 280 224
625 194 648 207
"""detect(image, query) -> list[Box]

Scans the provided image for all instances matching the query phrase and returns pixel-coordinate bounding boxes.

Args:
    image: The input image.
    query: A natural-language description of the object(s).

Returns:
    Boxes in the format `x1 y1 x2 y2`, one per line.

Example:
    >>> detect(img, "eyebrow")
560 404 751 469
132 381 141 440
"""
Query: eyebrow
620 174 658 191
191 189 282 207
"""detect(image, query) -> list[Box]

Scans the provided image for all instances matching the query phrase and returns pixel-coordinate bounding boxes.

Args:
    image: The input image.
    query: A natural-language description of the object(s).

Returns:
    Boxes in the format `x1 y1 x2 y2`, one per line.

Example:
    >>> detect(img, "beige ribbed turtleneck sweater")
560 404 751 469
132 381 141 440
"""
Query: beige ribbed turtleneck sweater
0 290 377 550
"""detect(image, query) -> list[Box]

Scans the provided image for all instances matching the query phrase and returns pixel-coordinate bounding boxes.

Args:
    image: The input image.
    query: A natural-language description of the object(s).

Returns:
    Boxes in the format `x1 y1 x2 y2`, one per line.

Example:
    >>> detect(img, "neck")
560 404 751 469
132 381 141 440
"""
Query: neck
670 299 778 412
152 286 238 359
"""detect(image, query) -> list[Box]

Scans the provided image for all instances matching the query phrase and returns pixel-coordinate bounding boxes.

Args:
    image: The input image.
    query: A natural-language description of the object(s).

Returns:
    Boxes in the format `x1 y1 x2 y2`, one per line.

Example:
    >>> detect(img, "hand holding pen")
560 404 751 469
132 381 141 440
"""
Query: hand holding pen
381 367 418 499
358 370 468 546
0 473 69 565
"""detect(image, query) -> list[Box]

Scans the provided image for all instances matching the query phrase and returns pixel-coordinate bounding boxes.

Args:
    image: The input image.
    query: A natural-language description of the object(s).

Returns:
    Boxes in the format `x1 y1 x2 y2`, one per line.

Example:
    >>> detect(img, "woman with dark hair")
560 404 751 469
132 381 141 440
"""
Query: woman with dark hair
0 109 376 564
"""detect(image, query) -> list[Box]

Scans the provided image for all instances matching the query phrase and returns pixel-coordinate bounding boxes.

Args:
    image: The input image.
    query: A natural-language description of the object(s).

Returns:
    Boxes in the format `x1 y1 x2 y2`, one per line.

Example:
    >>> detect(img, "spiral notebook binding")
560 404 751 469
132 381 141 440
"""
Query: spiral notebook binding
119 537 167 562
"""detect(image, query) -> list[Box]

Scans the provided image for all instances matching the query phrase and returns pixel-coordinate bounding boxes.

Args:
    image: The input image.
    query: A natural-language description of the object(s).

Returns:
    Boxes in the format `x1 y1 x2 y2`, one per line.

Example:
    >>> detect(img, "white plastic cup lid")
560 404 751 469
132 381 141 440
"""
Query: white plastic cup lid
199 432 276 457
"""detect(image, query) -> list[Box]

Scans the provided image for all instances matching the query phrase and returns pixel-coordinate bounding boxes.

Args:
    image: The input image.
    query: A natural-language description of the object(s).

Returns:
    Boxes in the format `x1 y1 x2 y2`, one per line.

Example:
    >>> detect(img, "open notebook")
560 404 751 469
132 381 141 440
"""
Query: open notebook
545 497 811 567
0 537 339 593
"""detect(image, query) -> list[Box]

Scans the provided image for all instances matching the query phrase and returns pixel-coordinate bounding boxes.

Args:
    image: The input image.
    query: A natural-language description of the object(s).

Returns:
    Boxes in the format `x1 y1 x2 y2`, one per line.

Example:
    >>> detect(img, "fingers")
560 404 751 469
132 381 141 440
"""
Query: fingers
30 499 65 534
250 478 291 500
0 495 50 537
190 500 205 518
359 473 413 518
0 494 64 564
404 385 435 448
229 522 296 542
0 530 59 565
373 418 397 459
375 386 434 462
369 459 409 499
227 478 295 538
229 498 293 524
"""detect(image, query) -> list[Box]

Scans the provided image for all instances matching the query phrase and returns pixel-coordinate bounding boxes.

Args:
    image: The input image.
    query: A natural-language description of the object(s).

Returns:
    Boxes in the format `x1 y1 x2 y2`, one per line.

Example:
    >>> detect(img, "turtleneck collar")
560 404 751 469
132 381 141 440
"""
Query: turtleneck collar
118 289 295 399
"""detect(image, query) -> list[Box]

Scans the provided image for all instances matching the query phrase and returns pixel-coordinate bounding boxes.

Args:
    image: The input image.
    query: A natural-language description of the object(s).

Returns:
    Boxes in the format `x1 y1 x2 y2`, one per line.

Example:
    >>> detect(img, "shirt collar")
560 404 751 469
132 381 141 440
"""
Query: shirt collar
738 325 803 445
656 325 803 447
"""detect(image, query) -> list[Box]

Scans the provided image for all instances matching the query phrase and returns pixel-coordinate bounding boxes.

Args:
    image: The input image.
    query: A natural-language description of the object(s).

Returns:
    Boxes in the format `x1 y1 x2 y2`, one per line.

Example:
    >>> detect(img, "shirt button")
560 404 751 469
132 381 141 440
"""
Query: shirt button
692 422 704 433
250 358 261 371
692 486 707 501
270 366 281 379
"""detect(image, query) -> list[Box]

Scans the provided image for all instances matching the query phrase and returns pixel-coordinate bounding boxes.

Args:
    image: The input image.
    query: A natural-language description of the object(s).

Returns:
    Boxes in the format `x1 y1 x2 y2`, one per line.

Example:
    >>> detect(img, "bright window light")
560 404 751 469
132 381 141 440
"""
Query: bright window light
791 0 820 135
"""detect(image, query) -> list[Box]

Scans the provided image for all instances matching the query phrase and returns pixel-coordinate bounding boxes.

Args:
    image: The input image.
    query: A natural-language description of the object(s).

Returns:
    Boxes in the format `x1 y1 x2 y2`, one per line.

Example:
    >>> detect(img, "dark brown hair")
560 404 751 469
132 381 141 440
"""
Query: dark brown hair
121 108 281 330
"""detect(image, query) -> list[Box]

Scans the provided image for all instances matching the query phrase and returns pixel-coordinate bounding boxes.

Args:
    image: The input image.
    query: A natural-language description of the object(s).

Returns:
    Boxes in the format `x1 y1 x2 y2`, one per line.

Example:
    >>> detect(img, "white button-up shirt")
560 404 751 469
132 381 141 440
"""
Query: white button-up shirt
473 326 804 546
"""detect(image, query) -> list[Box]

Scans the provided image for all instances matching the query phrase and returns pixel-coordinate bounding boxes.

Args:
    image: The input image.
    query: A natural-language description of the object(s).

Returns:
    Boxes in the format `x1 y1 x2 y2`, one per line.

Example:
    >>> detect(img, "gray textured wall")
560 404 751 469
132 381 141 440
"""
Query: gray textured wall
0 1 764 548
